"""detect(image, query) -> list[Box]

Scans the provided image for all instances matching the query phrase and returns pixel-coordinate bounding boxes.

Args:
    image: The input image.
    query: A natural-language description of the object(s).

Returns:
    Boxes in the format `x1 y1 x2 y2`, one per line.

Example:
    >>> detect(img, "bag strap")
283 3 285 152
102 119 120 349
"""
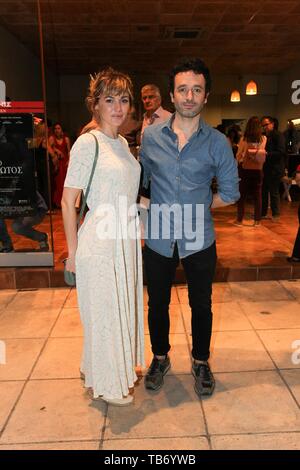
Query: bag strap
77 132 99 227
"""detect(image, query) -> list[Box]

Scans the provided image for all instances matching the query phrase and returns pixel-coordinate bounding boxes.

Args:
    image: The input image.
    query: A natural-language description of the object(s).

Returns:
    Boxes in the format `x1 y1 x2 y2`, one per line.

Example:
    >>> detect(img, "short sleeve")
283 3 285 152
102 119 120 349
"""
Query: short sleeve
64 133 96 191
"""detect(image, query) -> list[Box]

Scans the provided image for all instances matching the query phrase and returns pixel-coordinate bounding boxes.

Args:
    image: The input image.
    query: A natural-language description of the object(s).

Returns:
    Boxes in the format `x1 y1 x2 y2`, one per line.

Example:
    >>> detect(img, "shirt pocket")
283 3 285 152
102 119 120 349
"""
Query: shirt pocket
181 161 213 188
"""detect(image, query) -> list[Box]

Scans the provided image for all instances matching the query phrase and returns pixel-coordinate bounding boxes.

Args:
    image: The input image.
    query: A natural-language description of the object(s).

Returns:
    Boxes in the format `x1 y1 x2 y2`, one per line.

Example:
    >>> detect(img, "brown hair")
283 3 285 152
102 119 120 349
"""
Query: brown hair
89 68 132 107
81 67 133 134
244 116 263 143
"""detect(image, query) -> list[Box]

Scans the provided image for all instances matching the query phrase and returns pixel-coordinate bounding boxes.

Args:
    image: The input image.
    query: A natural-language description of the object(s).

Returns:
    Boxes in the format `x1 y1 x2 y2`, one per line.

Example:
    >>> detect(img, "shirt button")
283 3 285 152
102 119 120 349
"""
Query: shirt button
176 177 179 180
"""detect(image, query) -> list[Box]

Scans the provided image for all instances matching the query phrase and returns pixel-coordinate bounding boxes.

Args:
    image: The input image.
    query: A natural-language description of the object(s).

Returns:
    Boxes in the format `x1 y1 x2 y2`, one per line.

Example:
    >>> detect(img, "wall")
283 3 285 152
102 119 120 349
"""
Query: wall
276 64 300 131
59 75 90 139
0 24 42 100
0 24 58 120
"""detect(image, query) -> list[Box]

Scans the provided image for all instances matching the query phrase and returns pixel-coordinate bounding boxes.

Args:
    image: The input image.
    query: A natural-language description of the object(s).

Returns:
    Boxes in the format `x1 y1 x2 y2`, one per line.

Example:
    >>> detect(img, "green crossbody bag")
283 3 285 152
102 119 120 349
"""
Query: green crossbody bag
63 132 99 286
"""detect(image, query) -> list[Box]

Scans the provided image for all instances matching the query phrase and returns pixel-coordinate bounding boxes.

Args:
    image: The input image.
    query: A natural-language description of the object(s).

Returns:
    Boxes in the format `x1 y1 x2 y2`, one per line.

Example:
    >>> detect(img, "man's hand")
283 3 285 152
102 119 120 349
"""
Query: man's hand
211 193 233 209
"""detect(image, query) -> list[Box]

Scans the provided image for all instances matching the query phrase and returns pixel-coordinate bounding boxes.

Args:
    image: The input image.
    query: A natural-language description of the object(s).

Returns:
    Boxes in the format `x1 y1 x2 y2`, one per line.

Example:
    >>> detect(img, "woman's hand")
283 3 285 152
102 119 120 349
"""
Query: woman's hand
65 256 76 273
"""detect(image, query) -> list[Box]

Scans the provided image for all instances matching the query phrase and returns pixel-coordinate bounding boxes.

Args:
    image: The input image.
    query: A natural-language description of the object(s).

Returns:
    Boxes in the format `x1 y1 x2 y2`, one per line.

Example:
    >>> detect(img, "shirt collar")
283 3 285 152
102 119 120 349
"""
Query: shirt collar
143 106 164 122
162 115 208 137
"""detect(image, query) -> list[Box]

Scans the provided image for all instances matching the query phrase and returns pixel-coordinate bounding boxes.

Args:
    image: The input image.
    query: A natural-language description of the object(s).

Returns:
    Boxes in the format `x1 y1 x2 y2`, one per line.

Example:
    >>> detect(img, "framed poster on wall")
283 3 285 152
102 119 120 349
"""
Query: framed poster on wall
0 113 37 218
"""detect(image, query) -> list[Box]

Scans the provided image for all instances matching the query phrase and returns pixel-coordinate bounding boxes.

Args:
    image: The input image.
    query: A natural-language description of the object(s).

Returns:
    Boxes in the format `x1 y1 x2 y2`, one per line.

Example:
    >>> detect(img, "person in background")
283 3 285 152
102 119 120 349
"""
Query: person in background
141 84 171 135
215 123 226 134
62 67 144 406
33 120 53 210
235 116 266 226
139 85 172 204
227 125 241 158
48 123 71 208
284 120 300 154
118 106 141 158
261 116 286 221
140 57 239 399
287 164 300 263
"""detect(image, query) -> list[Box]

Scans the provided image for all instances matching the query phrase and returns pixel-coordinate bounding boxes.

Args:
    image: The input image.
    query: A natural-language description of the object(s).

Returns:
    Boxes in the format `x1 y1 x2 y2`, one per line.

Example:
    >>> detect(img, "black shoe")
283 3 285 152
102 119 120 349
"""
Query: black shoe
192 361 215 397
145 355 171 391
287 256 300 263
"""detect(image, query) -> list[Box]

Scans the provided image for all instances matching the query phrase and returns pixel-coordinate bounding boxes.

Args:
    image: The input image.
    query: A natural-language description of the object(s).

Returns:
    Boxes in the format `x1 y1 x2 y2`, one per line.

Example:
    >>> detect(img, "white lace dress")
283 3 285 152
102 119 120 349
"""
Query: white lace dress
64 130 144 399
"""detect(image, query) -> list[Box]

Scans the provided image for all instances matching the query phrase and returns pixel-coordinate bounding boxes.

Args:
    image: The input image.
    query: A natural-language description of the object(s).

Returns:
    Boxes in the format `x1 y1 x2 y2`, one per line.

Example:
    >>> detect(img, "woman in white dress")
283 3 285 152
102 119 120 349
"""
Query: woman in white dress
62 68 144 406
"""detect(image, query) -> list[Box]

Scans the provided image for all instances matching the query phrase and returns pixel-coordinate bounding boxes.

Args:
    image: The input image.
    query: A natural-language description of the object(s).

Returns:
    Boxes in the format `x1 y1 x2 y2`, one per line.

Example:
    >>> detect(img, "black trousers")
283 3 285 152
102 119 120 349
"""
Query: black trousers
262 172 281 217
144 242 217 361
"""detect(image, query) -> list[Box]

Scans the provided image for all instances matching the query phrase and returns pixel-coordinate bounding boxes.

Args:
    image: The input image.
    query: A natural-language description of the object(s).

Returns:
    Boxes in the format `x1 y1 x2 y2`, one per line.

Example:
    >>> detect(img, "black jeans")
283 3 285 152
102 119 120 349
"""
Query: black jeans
237 169 263 222
262 172 281 217
144 242 217 361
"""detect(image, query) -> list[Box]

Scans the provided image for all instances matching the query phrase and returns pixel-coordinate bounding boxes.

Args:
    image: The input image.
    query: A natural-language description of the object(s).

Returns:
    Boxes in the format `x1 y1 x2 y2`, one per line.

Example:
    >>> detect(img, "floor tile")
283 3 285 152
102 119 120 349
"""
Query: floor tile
0 339 45 380
105 375 206 439
144 334 191 374
0 381 24 431
229 281 293 302
0 441 100 450
0 308 60 339
181 302 252 334
103 436 209 450
209 330 275 372
280 280 300 301
211 283 235 303
239 300 300 330
280 369 300 406
31 337 82 379
203 371 300 435
257 329 300 369
63 289 78 308
0 379 105 443
7 289 70 311
50 308 83 338
211 432 300 450
0 291 17 311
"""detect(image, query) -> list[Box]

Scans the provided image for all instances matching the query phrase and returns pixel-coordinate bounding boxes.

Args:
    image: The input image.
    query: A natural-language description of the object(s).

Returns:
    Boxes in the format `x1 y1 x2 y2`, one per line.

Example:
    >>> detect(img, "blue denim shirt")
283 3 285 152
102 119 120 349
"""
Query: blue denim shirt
140 116 240 258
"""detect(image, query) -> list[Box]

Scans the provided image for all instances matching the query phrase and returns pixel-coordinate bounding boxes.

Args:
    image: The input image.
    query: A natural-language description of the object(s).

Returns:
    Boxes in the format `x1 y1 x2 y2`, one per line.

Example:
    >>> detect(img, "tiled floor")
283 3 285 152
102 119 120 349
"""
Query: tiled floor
0 281 300 450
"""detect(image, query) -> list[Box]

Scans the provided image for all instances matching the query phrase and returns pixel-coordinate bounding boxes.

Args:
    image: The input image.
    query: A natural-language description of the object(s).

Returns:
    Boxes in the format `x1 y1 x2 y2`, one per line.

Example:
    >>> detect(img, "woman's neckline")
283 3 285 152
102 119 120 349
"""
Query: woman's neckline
94 128 119 141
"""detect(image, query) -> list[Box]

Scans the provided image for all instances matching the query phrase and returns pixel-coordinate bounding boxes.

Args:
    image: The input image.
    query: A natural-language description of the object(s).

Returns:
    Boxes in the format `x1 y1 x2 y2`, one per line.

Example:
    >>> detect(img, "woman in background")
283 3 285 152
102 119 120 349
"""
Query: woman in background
235 116 266 226
49 123 71 208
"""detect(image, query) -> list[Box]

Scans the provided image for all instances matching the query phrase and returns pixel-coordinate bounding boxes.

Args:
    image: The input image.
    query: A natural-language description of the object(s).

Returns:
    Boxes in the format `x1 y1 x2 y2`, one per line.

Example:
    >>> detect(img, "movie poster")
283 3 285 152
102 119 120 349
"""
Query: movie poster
0 113 37 218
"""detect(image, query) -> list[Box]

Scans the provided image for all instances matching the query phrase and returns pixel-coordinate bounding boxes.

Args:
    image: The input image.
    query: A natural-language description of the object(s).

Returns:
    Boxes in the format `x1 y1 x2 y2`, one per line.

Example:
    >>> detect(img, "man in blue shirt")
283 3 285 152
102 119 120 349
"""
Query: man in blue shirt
140 58 240 398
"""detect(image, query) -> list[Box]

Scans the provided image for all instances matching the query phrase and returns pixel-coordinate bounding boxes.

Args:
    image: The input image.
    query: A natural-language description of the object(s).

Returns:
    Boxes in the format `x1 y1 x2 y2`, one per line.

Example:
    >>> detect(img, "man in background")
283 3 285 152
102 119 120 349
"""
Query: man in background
261 116 286 220
141 84 171 135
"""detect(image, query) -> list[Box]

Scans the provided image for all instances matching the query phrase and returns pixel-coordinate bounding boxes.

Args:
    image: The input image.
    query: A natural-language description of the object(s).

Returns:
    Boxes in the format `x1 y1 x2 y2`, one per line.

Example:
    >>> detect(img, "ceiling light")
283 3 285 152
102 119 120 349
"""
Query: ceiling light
230 90 240 102
246 80 257 95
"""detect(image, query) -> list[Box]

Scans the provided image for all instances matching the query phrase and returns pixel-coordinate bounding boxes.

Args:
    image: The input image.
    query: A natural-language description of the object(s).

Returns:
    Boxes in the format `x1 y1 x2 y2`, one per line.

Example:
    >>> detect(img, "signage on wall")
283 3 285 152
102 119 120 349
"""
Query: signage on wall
0 101 44 114
0 113 37 218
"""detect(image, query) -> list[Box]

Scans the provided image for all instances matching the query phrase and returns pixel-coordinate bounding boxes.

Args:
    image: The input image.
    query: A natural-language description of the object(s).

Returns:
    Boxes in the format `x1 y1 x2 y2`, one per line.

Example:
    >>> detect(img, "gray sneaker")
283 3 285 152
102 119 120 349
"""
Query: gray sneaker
192 361 215 397
145 355 171 391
